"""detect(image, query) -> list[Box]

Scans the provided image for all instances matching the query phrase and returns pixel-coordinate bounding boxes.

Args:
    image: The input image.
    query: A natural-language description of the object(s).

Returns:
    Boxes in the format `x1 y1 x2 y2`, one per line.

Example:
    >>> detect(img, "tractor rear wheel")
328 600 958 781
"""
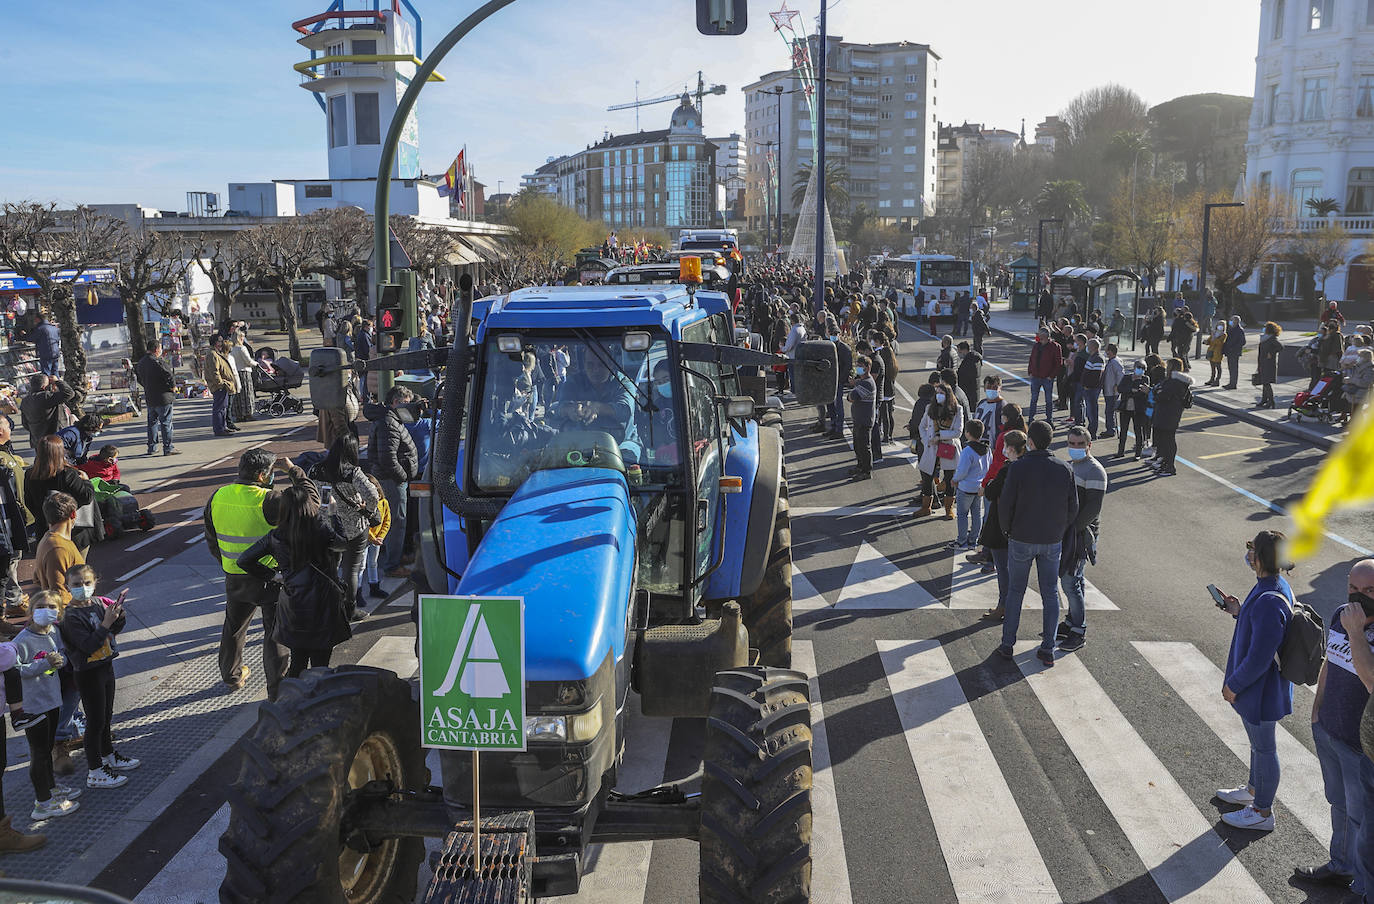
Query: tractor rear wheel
219 666 426 904
699 667 812 904
737 492 793 668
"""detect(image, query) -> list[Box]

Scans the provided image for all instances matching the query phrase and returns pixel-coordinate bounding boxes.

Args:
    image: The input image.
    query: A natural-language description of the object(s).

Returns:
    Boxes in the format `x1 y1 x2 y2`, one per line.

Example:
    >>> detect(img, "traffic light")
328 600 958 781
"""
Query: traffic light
377 283 404 354
696 0 747 35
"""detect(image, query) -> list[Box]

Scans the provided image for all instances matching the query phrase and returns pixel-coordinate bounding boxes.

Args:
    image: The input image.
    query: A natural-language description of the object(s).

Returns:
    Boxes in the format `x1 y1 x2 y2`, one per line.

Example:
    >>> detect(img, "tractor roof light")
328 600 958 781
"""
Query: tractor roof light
623 332 651 352
497 334 522 354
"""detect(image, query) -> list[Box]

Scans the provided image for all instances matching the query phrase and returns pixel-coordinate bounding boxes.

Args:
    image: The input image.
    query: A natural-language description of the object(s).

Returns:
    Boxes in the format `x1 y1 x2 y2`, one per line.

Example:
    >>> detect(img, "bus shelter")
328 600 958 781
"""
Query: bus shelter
1050 267 1142 350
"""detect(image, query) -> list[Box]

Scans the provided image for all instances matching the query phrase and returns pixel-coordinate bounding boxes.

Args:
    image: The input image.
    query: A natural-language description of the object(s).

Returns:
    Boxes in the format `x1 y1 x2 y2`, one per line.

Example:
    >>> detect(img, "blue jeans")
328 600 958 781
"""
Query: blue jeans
212 389 232 434
1001 540 1061 652
55 684 81 742
39 357 58 377
1103 394 1118 433
1029 377 1055 424
827 396 845 434
1077 387 1101 436
146 403 173 452
1060 557 1087 636
379 478 407 572
1314 721 1368 893
1242 717 1280 810
1359 753 1374 900
990 547 1009 611
956 491 982 545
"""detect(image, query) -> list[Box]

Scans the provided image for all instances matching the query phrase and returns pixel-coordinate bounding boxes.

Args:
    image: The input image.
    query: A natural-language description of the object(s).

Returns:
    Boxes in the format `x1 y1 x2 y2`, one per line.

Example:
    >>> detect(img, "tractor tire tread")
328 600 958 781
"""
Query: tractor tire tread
736 493 793 668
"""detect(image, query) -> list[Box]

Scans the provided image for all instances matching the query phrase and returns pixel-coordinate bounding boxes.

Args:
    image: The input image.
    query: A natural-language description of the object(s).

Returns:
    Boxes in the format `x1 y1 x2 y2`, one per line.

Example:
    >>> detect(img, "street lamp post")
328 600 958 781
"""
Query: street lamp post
773 85 784 256
1200 201 1245 320
764 140 777 250
1035 218 1064 306
813 0 827 313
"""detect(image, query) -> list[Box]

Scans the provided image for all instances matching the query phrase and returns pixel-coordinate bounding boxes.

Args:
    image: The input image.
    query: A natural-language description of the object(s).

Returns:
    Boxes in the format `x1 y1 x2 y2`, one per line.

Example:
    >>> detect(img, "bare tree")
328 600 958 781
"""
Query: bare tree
1178 190 1289 316
0 203 122 400
194 232 253 325
304 207 371 308
110 225 193 359
1107 177 1179 293
387 215 458 279
1288 222 1350 302
235 223 318 360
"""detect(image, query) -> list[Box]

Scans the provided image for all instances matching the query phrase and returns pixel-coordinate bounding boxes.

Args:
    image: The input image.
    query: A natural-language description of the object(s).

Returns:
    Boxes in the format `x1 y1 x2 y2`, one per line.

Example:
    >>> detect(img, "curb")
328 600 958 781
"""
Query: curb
974 320 1338 451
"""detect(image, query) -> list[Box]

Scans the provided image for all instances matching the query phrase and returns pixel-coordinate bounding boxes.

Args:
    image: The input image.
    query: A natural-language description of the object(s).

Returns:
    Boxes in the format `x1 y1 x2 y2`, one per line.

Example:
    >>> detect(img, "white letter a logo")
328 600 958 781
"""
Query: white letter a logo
433 604 511 699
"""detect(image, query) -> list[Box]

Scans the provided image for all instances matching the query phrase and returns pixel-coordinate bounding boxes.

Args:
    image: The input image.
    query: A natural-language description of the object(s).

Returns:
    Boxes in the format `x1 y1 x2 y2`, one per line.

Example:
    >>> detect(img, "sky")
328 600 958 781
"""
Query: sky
0 0 1262 211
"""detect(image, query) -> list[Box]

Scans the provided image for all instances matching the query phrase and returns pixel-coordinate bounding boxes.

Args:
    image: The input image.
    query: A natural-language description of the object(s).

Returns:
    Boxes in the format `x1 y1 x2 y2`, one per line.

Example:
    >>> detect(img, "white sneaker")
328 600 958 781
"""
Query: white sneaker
104 751 140 772
52 783 81 801
1220 806 1275 831
86 765 128 789
1216 785 1255 805
30 797 79 820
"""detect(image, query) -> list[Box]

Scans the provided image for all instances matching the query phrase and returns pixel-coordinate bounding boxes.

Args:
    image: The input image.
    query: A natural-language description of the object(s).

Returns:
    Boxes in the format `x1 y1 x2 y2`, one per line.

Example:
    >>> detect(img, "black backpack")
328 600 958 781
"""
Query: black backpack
1267 591 1326 686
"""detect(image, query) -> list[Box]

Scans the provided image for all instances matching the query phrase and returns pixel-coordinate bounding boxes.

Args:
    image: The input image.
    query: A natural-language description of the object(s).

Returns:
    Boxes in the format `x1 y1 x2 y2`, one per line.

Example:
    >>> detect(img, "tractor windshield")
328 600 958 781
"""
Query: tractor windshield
471 333 681 492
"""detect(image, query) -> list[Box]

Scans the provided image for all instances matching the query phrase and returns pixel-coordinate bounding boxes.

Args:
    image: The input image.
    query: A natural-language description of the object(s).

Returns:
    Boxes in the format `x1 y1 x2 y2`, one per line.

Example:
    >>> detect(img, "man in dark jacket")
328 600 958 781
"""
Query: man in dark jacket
0 457 28 614
1222 316 1246 389
134 342 179 456
956 341 983 408
847 356 876 480
25 315 61 376
996 419 1079 666
366 386 420 577
1027 328 1062 425
971 306 990 354
19 374 75 450
1077 338 1106 437
855 340 885 465
827 322 853 439
869 330 897 443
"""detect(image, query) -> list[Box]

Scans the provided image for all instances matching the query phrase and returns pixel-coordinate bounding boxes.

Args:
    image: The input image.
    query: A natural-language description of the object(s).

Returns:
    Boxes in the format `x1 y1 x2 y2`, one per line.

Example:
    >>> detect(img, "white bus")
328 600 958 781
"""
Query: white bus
887 254 976 320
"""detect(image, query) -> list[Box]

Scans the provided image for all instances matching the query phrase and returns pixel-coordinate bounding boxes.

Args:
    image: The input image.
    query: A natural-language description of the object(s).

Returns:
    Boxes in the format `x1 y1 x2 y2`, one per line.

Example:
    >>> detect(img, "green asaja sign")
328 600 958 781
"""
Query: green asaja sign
418 596 526 751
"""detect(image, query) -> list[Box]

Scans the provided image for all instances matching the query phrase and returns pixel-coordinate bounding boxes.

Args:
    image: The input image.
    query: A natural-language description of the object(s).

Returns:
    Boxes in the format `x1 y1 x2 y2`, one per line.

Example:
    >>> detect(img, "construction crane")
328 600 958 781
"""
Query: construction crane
608 71 726 131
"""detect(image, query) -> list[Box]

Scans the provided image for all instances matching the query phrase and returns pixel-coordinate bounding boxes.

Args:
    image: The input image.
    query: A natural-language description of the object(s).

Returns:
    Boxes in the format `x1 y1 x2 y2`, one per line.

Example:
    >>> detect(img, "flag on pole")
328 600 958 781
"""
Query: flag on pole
457 146 469 212
442 149 465 199
1288 402 1374 559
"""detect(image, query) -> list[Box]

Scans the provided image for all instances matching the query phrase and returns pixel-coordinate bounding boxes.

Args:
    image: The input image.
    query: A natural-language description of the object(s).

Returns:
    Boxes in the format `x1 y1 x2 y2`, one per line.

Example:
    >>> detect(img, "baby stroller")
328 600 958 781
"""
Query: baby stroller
251 349 306 418
1288 370 1344 424
89 478 156 540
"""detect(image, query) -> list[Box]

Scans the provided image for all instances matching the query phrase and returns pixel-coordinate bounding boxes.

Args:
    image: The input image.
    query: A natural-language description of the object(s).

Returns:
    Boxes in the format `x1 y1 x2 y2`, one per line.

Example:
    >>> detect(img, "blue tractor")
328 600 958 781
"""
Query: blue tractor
220 283 839 903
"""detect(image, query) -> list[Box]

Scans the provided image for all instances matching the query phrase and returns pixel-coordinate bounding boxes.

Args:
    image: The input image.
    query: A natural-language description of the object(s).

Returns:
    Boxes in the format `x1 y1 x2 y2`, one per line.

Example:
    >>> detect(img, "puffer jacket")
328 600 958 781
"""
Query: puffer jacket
363 403 419 482
1151 371 1194 433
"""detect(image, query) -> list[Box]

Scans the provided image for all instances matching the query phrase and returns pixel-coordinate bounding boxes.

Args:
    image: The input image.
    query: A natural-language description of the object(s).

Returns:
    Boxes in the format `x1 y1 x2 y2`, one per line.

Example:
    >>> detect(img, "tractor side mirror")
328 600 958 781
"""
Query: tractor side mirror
792 341 839 408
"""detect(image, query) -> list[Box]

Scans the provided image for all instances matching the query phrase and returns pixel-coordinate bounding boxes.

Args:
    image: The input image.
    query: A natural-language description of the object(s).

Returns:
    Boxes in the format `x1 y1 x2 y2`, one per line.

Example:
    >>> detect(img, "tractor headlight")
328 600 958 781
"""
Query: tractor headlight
568 703 603 741
525 715 567 743
525 700 604 744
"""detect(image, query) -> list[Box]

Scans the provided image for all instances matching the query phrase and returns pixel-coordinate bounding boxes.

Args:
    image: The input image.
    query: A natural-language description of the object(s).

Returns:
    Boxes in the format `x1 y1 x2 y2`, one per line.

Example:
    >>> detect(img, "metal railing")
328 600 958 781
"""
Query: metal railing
1292 215 1374 234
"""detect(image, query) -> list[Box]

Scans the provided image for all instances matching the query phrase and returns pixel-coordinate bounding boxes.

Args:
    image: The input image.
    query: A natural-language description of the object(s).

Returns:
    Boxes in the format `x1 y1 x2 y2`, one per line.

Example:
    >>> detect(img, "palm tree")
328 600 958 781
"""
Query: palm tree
792 160 850 211
1036 180 1091 226
1305 197 1341 217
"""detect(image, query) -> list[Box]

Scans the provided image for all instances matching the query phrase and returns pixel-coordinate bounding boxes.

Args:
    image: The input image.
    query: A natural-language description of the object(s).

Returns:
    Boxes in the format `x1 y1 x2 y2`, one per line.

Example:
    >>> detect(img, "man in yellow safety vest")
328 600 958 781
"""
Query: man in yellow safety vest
203 447 316 700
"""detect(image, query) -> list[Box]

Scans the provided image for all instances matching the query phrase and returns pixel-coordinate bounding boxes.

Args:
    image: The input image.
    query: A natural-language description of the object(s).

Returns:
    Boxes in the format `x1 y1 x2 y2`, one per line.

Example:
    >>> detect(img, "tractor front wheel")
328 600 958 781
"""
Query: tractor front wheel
699 667 812 904
219 666 426 904
737 492 793 668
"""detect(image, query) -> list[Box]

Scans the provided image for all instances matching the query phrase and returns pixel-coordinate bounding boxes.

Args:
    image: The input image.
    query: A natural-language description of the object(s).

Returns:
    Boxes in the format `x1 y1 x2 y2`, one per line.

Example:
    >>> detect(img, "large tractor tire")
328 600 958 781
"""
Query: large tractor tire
219 666 426 904
737 492 793 668
700 667 812 904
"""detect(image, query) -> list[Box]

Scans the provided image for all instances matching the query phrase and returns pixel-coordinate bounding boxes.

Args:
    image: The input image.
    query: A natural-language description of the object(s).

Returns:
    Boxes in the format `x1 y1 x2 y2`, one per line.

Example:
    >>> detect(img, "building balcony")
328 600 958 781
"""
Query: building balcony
299 61 385 86
1292 216 1374 235
849 130 877 143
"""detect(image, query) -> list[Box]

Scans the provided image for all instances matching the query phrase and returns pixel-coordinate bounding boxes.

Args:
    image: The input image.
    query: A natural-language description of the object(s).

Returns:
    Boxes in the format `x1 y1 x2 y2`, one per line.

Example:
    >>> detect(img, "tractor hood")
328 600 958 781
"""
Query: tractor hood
457 468 637 682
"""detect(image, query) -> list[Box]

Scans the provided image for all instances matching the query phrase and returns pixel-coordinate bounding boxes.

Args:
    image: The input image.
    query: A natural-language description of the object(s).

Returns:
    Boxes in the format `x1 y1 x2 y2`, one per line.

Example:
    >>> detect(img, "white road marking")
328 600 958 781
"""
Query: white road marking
184 534 202 545
791 564 828 614
142 493 181 511
895 382 915 404
793 642 854 904
132 803 229 902
947 560 1119 611
1196 447 1266 461
1134 641 1327 843
354 635 419 679
116 558 164 583
1018 646 1271 903
127 509 202 552
793 506 911 518
878 640 1060 902
835 541 941 610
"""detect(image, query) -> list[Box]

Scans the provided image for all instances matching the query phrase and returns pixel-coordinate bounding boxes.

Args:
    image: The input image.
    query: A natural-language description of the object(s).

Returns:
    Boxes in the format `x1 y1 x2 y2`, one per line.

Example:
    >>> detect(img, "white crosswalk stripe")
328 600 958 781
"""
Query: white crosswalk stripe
1016 642 1271 902
1134 641 1328 842
792 642 853 904
834 541 941 610
877 639 1060 902
947 559 1119 611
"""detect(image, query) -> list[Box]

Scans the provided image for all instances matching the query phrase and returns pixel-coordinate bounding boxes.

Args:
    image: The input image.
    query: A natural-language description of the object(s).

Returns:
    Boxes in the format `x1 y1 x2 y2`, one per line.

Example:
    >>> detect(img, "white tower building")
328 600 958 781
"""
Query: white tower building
1246 0 1374 301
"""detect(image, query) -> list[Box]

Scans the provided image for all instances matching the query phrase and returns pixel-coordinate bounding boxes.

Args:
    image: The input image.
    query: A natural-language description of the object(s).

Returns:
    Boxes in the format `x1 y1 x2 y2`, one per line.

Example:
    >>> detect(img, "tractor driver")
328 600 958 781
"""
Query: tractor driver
558 349 634 441
639 360 680 467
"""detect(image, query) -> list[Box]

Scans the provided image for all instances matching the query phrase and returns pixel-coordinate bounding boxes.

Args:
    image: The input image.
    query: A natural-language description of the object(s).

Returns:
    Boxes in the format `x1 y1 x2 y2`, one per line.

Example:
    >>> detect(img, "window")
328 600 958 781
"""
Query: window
905 74 919 83
1267 84 1281 125
904 145 918 154
1368 0 1374 23
902 199 916 208
671 145 680 161
1275 0 1287 37
304 184 332 198
1292 167 1324 208
905 92 920 102
1302 77 1329 119
1359 76 1374 116
880 111 893 120
880 76 894 85
903 181 916 190
1259 262 1301 298
879 146 893 155
903 164 916 173
879 129 893 138
1259 171 1273 192
351 39 376 55
327 95 348 148
881 94 894 103
904 128 917 137
877 182 891 191
687 145 696 160
1347 167 1374 213
878 200 892 209
879 164 892 174
1310 0 1333 29
354 92 380 145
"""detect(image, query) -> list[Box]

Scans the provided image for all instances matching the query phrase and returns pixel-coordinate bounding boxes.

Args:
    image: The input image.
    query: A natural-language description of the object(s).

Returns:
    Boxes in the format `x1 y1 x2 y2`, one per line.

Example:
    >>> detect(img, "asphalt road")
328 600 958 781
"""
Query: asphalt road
105 318 1370 904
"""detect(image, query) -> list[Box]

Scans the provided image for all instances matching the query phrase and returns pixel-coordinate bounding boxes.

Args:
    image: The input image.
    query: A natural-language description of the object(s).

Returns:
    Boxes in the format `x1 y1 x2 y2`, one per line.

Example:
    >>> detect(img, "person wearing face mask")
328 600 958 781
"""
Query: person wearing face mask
977 429 1027 620
826 321 853 440
1115 361 1152 459
364 386 421 579
14 591 77 820
204 448 312 698
869 330 898 445
1148 358 1193 477
1222 315 1247 390
916 382 964 518
974 375 1005 443
1100 343 1124 439
847 355 876 480
1295 558 1374 894
1055 427 1108 653
855 340 885 465
1213 530 1296 832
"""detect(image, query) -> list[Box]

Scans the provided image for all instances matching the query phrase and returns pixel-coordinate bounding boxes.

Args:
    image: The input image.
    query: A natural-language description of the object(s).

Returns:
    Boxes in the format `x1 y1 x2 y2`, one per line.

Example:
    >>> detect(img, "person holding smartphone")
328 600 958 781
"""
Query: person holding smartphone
59 564 140 790
1214 530 1296 832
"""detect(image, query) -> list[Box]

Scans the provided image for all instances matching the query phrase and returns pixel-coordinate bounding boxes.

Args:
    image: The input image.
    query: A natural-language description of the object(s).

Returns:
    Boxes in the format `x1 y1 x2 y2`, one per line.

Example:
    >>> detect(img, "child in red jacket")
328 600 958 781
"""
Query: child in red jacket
77 445 120 484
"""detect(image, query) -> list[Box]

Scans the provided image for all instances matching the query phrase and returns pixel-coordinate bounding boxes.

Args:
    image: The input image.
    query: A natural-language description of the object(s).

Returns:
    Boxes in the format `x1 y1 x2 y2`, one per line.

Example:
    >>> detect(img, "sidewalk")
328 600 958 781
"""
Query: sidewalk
978 304 1347 451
